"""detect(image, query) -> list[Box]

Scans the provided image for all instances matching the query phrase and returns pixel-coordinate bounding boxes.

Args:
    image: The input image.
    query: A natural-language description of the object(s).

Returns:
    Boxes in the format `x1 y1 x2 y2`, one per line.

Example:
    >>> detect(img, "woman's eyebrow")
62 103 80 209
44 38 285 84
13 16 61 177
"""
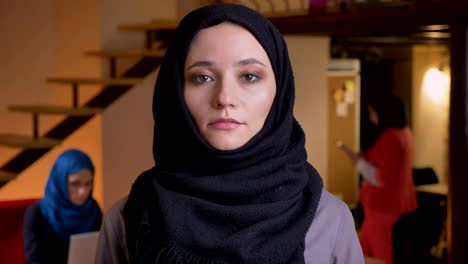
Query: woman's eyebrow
186 61 213 71
237 58 265 67
185 58 265 71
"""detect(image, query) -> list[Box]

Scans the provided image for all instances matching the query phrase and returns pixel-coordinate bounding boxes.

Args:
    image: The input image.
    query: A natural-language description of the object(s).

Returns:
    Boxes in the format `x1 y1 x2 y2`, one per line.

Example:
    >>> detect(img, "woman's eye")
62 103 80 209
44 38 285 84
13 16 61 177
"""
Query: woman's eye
192 74 212 83
241 73 259 82
70 182 81 188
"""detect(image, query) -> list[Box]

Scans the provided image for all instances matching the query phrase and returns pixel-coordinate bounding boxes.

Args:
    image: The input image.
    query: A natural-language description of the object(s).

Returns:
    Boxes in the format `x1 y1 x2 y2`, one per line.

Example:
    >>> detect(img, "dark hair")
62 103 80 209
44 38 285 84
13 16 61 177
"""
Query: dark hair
369 93 408 129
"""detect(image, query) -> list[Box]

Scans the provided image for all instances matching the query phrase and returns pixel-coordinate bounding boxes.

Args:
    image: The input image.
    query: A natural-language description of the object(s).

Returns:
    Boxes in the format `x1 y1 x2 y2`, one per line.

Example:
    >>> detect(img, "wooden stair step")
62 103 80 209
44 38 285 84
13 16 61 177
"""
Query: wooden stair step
0 133 61 149
47 77 144 86
118 20 178 32
0 170 17 182
8 105 103 116
84 49 165 58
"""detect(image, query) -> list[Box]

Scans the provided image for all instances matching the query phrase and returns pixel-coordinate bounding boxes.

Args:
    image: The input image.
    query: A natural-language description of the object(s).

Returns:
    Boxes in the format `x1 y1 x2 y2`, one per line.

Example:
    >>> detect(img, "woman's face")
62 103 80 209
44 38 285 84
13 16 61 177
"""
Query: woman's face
184 22 276 151
67 168 93 206
368 105 379 125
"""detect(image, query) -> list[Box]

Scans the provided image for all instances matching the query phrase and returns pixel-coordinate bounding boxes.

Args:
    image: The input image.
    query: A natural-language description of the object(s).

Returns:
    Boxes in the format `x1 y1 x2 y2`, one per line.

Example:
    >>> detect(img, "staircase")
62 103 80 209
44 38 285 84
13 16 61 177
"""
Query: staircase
0 20 177 187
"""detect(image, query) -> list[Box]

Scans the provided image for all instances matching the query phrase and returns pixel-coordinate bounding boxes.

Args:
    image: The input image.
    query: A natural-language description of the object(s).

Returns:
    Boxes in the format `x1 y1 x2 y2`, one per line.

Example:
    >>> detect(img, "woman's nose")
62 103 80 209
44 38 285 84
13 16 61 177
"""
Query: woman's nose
78 186 88 196
212 79 237 109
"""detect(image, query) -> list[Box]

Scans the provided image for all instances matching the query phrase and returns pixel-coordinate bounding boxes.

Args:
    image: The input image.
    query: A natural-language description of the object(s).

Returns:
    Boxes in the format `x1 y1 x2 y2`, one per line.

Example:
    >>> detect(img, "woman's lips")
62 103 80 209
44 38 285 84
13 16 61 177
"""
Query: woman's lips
209 118 242 129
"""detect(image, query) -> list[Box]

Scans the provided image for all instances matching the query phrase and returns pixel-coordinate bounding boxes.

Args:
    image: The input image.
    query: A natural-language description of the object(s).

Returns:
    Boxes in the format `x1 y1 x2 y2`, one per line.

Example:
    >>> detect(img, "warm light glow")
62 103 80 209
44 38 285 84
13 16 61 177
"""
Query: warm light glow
422 67 450 106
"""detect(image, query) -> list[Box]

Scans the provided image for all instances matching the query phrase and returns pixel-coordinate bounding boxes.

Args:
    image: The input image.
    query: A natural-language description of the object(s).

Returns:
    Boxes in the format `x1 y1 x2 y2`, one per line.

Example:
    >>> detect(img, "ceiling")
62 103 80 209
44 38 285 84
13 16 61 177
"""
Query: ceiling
269 1 467 45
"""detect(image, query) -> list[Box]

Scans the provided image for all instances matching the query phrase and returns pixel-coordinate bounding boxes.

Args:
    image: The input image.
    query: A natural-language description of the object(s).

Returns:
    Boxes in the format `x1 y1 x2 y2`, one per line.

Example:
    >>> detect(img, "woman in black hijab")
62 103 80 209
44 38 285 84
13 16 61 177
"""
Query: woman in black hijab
96 4 363 264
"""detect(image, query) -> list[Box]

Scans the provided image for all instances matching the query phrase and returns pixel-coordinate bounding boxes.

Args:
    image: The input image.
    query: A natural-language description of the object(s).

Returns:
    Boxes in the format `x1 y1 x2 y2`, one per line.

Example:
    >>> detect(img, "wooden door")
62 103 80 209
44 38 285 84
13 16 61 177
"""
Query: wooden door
327 62 360 206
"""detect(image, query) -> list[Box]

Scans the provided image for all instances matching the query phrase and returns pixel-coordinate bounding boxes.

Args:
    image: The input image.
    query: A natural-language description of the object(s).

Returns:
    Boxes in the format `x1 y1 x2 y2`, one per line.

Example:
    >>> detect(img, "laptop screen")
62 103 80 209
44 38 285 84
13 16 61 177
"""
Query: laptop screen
67 231 99 264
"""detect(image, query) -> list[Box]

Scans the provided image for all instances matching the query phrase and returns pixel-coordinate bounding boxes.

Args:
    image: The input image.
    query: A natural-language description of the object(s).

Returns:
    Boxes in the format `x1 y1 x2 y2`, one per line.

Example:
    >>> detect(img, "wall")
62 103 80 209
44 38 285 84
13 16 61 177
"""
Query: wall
381 46 413 124
101 73 157 211
0 0 53 167
100 0 177 211
412 45 450 183
0 0 103 207
286 36 330 186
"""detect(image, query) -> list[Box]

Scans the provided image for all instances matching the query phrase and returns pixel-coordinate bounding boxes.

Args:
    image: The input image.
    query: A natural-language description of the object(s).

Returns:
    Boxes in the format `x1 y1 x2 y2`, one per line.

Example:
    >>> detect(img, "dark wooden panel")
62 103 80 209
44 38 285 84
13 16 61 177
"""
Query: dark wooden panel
448 23 468 264
270 1 468 38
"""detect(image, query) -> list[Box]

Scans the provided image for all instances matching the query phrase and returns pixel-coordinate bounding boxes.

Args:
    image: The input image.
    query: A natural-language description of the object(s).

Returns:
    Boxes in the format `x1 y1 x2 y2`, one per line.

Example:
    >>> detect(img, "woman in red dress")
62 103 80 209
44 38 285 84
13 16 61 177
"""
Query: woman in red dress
345 94 417 264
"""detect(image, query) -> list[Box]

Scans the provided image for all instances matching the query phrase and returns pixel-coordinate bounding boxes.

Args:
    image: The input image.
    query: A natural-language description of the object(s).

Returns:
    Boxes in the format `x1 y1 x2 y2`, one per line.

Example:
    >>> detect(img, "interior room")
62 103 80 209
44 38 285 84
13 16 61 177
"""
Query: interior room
0 0 466 263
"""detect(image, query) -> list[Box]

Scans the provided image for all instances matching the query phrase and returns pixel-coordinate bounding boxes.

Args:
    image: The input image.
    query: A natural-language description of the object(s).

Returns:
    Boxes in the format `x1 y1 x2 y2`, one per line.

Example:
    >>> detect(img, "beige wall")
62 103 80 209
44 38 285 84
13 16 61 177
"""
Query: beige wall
101 73 157 211
99 0 177 76
0 0 54 167
99 0 176 49
0 0 103 207
177 0 205 19
286 36 330 186
412 45 450 183
100 0 177 211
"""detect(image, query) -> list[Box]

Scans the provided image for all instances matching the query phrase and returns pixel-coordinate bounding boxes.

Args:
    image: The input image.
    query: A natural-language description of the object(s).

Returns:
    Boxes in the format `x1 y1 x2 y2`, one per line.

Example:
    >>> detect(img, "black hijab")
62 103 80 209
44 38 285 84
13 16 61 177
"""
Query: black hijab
124 4 323 264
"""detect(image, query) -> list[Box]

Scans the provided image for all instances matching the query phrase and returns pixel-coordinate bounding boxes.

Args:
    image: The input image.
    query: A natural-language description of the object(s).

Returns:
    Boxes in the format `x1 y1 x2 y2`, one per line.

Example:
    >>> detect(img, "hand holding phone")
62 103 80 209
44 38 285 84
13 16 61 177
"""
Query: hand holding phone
336 141 359 163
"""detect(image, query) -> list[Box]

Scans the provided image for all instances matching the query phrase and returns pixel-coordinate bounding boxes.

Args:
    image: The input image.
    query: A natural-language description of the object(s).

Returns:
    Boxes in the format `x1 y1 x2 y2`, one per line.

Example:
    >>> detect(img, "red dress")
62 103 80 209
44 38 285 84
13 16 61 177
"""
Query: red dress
359 127 418 264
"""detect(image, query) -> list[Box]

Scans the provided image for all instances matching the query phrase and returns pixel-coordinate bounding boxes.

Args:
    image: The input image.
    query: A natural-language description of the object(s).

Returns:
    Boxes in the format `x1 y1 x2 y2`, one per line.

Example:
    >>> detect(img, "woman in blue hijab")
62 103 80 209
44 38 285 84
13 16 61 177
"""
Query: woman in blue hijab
23 149 102 264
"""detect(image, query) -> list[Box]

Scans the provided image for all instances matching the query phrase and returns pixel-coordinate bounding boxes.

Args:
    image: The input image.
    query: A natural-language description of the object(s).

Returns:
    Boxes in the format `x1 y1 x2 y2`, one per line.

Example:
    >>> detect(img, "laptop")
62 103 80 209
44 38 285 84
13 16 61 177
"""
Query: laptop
67 231 99 264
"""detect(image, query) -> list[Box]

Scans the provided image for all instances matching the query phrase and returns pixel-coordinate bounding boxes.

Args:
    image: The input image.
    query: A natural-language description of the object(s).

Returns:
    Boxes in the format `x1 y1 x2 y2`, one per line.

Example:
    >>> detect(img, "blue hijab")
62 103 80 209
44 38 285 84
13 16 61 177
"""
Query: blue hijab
39 149 102 241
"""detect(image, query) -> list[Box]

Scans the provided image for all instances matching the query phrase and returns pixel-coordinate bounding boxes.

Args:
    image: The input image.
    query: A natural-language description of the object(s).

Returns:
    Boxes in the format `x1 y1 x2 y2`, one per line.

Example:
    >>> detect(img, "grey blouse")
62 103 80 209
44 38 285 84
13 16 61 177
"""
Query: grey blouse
95 189 364 264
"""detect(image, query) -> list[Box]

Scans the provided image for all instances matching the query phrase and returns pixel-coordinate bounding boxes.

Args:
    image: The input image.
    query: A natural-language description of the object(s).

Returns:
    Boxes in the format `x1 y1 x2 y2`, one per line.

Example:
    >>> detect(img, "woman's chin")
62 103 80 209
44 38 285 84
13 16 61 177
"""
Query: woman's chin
207 137 248 151
70 199 87 206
